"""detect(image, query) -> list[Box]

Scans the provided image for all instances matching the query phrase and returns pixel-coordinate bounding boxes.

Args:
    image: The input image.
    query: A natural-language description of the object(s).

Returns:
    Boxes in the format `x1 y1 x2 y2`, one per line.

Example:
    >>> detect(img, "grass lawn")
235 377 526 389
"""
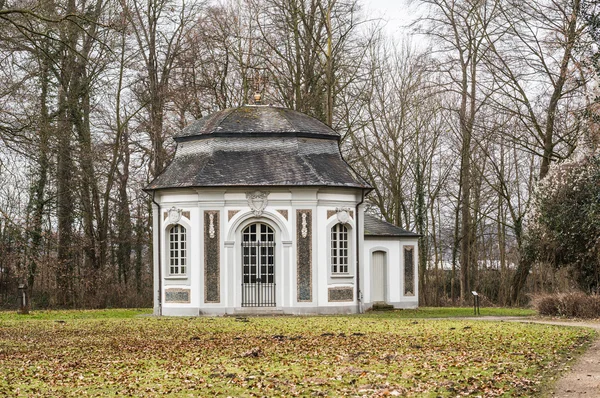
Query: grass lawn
365 306 537 319
0 309 593 397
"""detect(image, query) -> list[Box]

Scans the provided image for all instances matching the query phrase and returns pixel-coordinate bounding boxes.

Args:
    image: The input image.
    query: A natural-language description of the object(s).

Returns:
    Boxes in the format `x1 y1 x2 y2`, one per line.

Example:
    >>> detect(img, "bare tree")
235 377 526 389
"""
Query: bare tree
122 0 200 178
416 0 500 302
477 0 590 302
483 0 588 180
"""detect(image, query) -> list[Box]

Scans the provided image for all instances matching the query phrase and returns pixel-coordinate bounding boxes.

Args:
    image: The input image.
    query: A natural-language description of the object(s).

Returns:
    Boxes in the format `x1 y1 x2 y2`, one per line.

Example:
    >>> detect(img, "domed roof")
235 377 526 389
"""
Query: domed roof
146 105 370 191
175 106 339 141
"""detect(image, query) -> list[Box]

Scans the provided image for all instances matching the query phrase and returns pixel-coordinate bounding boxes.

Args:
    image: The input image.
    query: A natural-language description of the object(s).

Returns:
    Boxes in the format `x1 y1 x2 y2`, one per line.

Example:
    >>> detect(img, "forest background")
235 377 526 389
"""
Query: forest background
0 0 598 309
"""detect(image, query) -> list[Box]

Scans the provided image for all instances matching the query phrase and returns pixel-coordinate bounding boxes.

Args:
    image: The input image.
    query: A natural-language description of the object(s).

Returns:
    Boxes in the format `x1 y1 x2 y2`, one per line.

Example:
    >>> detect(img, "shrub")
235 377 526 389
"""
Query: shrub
524 155 600 293
533 292 600 318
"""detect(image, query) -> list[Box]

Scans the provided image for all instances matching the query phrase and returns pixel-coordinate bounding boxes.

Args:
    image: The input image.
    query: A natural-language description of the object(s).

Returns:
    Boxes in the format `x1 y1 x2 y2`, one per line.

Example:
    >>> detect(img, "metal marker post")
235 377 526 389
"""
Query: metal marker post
471 291 479 316
18 284 29 315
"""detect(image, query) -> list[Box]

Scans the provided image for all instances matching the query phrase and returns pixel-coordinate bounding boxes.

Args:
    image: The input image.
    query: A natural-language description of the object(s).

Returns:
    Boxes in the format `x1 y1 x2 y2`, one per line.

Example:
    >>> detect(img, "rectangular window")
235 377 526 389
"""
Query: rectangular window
331 224 349 274
404 246 415 296
169 224 187 276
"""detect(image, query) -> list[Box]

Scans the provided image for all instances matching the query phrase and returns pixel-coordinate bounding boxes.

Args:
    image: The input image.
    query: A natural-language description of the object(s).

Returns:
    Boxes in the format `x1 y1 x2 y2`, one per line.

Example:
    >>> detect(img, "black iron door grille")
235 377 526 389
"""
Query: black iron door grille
241 223 276 307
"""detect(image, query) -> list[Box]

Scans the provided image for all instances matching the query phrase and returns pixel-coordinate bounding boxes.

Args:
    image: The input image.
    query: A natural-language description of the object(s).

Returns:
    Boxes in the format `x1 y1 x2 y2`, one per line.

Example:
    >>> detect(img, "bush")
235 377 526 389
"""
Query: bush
533 292 600 318
525 155 600 293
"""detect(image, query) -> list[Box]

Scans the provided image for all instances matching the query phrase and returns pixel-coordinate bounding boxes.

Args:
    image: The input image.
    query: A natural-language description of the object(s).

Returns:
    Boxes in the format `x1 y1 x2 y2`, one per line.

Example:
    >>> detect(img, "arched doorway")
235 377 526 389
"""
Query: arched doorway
241 223 276 307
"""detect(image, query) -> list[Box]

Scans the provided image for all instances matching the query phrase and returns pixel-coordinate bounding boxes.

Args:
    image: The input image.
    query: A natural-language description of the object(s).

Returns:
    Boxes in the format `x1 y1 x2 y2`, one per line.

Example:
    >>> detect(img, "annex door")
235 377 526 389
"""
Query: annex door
372 251 386 303
241 223 276 307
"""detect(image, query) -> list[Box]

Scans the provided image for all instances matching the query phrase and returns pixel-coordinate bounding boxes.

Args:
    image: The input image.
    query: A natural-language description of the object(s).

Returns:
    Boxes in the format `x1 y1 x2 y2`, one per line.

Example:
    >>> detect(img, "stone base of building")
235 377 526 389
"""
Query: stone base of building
159 305 362 316
156 302 418 316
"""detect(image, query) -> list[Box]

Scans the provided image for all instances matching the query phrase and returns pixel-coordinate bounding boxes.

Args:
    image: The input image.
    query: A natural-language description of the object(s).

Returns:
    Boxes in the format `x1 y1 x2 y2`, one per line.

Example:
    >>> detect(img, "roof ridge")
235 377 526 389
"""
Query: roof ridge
211 107 237 133
276 106 301 132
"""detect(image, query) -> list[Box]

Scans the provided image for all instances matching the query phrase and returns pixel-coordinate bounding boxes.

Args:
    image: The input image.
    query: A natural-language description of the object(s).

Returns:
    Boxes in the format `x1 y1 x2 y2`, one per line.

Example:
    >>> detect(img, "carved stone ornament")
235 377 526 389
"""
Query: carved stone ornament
246 191 269 216
209 213 216 238
301 213 308 238
168 207 182 224
336 207 351 224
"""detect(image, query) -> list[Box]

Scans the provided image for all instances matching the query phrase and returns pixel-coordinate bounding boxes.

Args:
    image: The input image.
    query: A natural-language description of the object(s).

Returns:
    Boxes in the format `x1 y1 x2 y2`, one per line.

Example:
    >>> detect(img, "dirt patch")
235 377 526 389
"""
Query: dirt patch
551 336 600 396
463 317 600 397
540 321 600 397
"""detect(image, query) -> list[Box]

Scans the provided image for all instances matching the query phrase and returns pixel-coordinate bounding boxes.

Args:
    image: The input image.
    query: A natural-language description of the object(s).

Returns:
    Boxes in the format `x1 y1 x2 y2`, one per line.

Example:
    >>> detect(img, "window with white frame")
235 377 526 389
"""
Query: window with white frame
331 223 349 274
169 224 187 275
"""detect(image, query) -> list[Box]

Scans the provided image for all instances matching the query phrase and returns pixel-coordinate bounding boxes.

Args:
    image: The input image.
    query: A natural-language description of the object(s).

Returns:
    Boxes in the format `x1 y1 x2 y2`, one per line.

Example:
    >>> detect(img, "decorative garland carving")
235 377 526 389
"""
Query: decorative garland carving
296 209 312 302
209 213 216 238
204 211 220 303
301 213 308 238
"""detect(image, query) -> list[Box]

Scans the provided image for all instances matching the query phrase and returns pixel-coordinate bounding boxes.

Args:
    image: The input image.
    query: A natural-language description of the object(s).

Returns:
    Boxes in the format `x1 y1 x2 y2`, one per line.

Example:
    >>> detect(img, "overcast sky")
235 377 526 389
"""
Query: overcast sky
362 0 422 37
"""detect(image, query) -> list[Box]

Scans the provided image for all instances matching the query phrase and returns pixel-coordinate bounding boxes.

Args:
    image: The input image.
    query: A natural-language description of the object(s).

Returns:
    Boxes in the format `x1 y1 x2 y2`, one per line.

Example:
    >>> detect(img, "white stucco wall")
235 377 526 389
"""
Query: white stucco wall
363 237 419 309
152 187 373 316
151 188 419 315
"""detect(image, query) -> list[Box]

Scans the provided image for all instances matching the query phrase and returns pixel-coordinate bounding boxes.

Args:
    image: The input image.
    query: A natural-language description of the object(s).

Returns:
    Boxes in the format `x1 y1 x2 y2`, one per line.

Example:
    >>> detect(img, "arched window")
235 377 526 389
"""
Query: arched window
169 224 187 275
331 223 349 274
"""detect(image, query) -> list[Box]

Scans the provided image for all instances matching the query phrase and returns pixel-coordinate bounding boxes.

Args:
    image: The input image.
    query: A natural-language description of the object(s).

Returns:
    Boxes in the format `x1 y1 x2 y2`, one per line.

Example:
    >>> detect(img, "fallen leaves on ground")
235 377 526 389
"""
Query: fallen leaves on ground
0 314 594 396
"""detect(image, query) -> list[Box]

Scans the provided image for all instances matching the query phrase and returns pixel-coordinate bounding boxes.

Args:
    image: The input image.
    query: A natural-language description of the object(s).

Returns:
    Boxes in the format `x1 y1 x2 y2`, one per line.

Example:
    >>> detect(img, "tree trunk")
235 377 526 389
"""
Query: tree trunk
538 0 581 179
26 50 51 292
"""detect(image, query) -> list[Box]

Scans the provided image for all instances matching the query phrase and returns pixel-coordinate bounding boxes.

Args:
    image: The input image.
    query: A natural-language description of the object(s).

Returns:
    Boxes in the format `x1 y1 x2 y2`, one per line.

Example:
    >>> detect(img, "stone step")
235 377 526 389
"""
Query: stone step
372 302 394 311
231 308 285 316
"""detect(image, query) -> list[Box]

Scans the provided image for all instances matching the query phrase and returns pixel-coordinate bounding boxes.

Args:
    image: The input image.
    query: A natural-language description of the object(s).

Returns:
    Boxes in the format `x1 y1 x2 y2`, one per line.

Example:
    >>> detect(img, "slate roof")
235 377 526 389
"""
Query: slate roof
146 106 370 191
175 106 339 140
364 214 420 238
